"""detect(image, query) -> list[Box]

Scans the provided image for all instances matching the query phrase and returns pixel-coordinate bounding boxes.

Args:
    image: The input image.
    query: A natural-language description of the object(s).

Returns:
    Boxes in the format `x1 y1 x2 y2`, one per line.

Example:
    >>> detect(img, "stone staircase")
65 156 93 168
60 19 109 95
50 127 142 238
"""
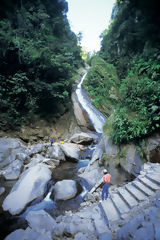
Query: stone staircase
97 163 160 232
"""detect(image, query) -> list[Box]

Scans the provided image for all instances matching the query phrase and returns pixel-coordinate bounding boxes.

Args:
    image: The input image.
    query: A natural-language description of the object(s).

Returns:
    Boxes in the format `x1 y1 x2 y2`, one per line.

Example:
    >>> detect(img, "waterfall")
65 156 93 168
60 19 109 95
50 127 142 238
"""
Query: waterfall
75 72 107 133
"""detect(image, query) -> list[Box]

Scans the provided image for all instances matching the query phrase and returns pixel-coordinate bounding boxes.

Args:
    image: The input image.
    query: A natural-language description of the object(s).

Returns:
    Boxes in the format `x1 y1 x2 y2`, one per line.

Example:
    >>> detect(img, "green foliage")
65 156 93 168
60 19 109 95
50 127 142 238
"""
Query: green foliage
97 0 160 145
0 0 84 128
83 56 120 116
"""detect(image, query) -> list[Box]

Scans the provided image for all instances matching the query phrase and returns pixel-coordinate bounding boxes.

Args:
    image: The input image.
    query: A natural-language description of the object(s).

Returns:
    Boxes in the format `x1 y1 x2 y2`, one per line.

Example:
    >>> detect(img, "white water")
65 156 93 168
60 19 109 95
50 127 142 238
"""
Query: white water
75 72 107 133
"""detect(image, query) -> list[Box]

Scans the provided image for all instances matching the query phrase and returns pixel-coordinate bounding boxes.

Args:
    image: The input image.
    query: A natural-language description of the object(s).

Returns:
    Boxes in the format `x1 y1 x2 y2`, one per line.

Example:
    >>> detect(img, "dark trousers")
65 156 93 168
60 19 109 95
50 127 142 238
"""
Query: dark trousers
102 183 109 200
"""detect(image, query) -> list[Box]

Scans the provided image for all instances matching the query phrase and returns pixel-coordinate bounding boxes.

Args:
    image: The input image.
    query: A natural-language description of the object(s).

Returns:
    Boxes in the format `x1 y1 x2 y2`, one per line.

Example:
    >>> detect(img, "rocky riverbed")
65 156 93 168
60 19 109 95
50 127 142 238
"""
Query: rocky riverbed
0 131 160 240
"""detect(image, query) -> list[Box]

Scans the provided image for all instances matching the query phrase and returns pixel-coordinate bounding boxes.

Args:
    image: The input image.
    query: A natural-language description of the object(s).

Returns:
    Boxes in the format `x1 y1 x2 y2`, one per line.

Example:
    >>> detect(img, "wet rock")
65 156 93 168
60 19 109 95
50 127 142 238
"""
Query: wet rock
89 138 104 166
2 163 51 215
72 93 93 131
53 179 77 201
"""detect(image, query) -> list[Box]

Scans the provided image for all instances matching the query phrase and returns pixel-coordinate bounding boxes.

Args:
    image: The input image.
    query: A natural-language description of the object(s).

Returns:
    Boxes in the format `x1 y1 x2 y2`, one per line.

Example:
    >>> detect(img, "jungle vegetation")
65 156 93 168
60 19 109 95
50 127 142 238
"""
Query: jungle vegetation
83 0 160 144
0 0 84 128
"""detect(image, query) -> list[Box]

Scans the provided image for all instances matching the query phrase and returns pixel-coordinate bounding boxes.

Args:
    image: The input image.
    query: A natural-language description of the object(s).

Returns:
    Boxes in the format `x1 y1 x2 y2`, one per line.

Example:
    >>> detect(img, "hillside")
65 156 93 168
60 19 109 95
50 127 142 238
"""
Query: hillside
0 0 84 130
83 0 160 145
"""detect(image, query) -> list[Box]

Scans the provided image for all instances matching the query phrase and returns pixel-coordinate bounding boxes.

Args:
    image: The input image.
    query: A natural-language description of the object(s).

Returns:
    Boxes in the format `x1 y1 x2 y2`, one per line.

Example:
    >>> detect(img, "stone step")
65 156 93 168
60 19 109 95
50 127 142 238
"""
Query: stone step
125 183 147 201
100 198 120 224
117 187 138 208
138 176 160 191
111 193 130 215
146 174 160 185
132 180 155 196
92 205 110 236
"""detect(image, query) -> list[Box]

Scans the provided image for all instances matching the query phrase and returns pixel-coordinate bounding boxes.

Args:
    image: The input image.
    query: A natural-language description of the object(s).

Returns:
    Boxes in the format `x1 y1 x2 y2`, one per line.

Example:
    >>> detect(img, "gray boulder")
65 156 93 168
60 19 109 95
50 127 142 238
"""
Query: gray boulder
0 138 26 168
5 227 52 240
69 132 98 144
54 179 77 200
26 210 57 234
2 163 51 215
60 143 84 162
46 143 65 161
3 159 23 180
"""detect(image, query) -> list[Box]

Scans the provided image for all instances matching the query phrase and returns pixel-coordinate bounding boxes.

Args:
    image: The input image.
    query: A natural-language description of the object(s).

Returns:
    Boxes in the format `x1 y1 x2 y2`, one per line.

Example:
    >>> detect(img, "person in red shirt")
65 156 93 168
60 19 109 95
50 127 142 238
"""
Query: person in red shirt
101 169 111 201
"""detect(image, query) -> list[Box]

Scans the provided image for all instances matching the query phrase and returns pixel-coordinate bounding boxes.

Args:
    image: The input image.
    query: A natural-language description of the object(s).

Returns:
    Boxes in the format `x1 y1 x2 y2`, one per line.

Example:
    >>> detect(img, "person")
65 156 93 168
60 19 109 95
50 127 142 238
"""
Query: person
101 169 111 201
50 138 54 146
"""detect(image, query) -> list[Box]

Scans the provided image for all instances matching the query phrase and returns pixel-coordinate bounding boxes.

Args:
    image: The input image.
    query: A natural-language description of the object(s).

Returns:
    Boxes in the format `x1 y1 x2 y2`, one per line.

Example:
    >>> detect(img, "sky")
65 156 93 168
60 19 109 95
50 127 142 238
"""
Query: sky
67 0 116 53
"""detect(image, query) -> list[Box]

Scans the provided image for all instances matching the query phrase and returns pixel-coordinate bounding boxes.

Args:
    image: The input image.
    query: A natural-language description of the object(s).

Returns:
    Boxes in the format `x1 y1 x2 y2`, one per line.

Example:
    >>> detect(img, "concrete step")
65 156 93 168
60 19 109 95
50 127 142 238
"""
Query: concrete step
132 180 154 196
111 193 130 215
138 176 160 191
117 187 138 208
125 183 147 201
100 198 120 224
92 205 110 236
146 174 160 185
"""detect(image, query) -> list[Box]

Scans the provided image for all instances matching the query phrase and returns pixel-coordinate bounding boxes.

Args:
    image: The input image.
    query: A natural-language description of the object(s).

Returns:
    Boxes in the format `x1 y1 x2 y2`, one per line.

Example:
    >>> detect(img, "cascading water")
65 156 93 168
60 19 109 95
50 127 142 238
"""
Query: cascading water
76 72 107 133
0 70 107 239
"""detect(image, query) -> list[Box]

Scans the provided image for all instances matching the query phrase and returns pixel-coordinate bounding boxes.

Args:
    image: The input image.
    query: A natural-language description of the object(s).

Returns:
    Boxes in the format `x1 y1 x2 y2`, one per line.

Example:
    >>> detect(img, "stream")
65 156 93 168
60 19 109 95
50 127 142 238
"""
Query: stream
0 72 107 239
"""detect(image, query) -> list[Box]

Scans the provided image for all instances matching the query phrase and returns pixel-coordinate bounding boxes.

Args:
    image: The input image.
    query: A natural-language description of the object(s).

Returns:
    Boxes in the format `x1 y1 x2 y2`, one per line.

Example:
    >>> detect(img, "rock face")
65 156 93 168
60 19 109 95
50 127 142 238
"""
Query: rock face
2 164 51 215
72 92 94 132
120 144 143 176
145 134 160 163
54 180 77 201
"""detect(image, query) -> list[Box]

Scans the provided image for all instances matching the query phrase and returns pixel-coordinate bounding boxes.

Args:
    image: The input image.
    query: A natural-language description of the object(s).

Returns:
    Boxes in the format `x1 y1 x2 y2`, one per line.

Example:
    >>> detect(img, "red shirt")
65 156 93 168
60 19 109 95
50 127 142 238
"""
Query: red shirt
103 174 111 184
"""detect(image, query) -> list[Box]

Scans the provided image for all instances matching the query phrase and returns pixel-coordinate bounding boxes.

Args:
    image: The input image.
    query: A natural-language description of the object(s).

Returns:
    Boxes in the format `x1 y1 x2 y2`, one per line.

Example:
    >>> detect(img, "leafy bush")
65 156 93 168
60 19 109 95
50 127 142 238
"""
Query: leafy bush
83 56 120 116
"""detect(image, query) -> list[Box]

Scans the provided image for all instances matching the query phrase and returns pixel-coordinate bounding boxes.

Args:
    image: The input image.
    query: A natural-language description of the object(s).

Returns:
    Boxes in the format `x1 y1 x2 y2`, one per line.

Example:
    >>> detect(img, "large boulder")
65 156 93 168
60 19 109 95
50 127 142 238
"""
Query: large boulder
46 143 65 161
60 143 84 162
79 161 103 187
3 159 23 180
69 132 98 145
26 210 57 235
27 143 47 156
0 138 26 168
2 164 51 215
4 227 53 240
54 179 77 200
